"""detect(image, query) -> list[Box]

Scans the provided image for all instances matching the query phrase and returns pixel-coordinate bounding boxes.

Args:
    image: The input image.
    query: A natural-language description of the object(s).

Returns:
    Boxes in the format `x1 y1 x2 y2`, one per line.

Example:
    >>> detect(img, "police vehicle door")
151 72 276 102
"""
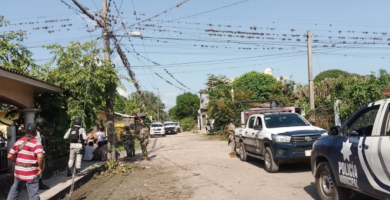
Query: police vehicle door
244 116 257 153
359 101 390 198
253 116 264 154
341 103 381 194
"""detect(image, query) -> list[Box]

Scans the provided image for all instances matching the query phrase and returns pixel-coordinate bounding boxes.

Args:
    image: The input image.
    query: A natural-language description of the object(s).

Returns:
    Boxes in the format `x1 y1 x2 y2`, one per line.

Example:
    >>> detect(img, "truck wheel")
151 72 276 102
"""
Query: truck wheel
239 142 249 161
315 162 349 200
264 147 279 173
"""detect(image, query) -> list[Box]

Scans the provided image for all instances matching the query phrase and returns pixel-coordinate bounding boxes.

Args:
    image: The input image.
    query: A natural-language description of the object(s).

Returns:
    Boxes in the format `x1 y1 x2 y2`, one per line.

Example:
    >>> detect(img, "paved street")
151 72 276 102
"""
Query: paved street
146 132 319 200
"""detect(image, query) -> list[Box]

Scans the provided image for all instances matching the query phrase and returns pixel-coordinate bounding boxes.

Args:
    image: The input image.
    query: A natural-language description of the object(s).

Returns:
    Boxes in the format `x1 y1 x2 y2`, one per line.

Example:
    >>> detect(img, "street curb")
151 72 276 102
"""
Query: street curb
46 162 105 200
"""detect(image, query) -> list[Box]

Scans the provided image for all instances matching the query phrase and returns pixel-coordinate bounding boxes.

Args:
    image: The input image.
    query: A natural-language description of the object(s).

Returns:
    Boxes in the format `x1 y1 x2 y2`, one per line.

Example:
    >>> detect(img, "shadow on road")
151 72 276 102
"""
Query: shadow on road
303 182 320 200
244 158 312 173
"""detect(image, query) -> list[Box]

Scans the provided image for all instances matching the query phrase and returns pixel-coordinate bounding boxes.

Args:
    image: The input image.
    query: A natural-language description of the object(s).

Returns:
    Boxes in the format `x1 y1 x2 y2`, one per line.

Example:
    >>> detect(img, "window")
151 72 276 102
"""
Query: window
347 105 379 137
382 105 390 136
255 117 262 128
264 114 309 128
248 117 256 129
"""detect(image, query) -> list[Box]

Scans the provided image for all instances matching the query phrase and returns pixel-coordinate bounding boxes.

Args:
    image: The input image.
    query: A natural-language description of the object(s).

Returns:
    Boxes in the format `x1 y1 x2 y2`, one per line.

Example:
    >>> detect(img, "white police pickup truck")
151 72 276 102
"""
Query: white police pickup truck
311 98 390 200
235 100 327 173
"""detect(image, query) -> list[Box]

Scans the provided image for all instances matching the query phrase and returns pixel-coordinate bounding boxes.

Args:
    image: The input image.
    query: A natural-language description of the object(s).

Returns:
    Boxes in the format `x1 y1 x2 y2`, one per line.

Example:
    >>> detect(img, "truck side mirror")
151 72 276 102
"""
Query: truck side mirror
329 126 341 136
309 121 316 126
253 125 262 130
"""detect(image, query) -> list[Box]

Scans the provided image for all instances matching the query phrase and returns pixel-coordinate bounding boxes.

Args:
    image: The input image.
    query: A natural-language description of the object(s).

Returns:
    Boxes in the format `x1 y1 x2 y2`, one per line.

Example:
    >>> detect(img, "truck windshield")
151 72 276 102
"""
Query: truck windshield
151 124 163 127
264 114 310 128
164 123 175 126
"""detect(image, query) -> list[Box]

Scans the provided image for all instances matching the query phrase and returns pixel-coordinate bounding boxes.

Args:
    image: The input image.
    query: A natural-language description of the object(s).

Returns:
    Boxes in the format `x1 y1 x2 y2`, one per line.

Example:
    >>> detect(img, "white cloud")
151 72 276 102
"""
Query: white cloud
117 88 128 98
160 93 178 111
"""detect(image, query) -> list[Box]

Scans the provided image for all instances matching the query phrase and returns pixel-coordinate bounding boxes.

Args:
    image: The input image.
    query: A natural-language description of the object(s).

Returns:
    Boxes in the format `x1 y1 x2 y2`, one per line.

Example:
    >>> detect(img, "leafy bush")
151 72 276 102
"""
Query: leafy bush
180 117 195 131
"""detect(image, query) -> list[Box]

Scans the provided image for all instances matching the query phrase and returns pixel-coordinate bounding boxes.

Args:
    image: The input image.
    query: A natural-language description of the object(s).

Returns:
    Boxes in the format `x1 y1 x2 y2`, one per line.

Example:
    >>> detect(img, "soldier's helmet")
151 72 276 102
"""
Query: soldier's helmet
125 126 130 131
34 117 46 126
74 118 82 125
229 118 234 123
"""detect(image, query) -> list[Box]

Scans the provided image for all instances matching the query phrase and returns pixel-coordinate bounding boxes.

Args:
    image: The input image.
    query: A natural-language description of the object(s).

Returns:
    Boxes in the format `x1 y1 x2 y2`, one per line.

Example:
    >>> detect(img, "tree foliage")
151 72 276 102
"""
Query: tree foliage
114 91 165 121
172 92 199 120
206 75 249 131
313 69 349 83
233 71 277 100
0 16 44 77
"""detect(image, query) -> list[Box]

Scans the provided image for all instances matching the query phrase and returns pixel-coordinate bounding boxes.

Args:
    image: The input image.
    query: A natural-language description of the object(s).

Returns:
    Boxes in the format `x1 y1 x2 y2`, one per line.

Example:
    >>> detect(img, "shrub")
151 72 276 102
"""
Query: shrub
181 117 195 131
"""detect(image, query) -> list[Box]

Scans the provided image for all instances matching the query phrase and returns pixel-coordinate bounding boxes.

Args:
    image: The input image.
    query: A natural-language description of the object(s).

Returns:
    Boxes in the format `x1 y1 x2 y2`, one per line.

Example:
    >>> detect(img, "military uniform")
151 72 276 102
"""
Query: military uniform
138 126 150 160
35 117 50 190
64 118 88 176
122 128 135 157
227 122 236 158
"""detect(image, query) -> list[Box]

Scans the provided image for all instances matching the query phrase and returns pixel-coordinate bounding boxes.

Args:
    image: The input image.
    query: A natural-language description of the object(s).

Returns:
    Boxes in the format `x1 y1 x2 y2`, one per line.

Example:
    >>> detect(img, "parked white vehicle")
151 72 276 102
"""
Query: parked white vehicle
164 121 177 134
150 122 165 137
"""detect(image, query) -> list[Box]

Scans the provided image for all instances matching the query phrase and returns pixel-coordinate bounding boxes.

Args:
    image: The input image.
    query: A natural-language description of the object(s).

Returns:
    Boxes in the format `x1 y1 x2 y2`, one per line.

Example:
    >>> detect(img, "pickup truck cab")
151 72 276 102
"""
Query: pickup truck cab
235 100 326 173
312 99 390 200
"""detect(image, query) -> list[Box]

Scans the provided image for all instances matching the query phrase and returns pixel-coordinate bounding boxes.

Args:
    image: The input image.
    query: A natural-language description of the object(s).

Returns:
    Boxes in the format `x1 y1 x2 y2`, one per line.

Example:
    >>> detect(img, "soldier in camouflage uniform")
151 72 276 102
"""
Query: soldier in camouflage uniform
227 118 236 158
122 126 135 157
138 123 150 160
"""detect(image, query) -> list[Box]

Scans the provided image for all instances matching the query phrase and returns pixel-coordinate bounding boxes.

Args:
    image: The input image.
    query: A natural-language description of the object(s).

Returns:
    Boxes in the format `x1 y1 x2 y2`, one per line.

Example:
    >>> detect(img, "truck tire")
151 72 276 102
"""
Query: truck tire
315 162 349 200
264 147 279 173
239 142 249 161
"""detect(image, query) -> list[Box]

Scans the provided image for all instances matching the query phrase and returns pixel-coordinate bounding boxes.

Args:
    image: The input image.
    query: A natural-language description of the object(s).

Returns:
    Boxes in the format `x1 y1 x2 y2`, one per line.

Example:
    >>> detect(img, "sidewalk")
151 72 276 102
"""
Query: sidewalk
0 160 105 200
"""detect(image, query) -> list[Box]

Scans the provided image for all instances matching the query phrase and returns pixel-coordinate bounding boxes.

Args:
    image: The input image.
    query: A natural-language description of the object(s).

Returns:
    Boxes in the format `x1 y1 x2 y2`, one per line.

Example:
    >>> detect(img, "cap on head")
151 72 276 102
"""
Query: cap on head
74 118 82 125
125 126 130 130
229 118 234 123
25 123 37 134
34 117 46 125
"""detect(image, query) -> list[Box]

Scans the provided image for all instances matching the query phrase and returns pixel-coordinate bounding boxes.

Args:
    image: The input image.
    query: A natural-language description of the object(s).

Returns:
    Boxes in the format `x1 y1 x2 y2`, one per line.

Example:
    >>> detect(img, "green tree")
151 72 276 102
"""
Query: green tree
0 16 44 77
175 92 199 119
206 74 249 131
233 71 277 100
314 69 349 83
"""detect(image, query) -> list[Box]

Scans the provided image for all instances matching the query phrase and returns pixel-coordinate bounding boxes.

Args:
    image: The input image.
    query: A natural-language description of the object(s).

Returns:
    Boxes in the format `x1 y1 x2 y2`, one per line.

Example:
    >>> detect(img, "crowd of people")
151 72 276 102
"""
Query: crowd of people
6 117 150 200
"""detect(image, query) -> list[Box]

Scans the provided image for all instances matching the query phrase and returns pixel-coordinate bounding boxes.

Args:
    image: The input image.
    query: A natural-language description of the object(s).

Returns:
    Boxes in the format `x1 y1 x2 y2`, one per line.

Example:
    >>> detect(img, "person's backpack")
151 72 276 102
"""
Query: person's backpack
69 127 81 143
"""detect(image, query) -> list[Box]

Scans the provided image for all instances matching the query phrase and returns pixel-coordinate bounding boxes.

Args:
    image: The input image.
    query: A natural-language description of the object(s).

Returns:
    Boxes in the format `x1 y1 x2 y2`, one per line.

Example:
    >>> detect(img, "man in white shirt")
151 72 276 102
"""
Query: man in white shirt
96 125 106 146
83 142 95 161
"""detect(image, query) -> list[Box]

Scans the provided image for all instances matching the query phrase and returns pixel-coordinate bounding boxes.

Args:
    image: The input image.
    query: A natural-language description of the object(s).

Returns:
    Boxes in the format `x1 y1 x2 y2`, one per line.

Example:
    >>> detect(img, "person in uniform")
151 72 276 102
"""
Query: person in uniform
138 123 150 160
121 126 135 157
64 118 88 176
227 118 236 158
34 116 50 190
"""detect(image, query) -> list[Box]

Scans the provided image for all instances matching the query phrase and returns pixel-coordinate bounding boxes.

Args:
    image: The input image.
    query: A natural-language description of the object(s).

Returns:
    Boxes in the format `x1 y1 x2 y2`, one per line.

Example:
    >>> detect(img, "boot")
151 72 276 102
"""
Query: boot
39 178 50 190
76 168 81 175
143 156 147 160
231 152 237 158
67 167 72 177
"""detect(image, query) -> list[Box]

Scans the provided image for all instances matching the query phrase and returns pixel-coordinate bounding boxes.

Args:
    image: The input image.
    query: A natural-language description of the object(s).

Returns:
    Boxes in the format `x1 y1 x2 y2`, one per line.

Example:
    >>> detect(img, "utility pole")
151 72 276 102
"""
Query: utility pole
71 0 116 161
157 90 160 121
307 30 315 110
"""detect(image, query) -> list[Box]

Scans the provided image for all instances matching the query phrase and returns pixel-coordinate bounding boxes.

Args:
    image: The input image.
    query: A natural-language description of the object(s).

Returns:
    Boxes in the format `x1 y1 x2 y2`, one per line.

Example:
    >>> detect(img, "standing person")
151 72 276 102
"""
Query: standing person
34 117 50 190
64 118 88 176
121 126 135 157
227 118 236 158
96 125 106 147
7 123 43 200
138 123 150 160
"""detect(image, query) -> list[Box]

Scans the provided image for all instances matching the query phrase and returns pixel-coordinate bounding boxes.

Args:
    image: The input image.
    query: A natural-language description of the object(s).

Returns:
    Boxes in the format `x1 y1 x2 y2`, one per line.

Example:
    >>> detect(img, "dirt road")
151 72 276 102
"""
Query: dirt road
72 132 374 200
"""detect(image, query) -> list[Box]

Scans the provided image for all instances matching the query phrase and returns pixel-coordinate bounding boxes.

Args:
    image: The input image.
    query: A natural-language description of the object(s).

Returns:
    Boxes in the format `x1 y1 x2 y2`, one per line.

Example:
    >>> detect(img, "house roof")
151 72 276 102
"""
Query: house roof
0 66 64 93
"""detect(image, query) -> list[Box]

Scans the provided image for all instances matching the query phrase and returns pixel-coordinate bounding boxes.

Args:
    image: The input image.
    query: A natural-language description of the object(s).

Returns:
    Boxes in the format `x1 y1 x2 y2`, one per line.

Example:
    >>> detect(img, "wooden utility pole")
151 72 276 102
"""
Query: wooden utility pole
71 0 116 161
307 30 315 110
102 0 116 161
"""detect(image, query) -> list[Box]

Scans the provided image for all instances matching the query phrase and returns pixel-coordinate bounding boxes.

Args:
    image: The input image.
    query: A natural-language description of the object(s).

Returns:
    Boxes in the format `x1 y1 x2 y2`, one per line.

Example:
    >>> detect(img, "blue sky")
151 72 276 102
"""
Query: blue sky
2 0 390 111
